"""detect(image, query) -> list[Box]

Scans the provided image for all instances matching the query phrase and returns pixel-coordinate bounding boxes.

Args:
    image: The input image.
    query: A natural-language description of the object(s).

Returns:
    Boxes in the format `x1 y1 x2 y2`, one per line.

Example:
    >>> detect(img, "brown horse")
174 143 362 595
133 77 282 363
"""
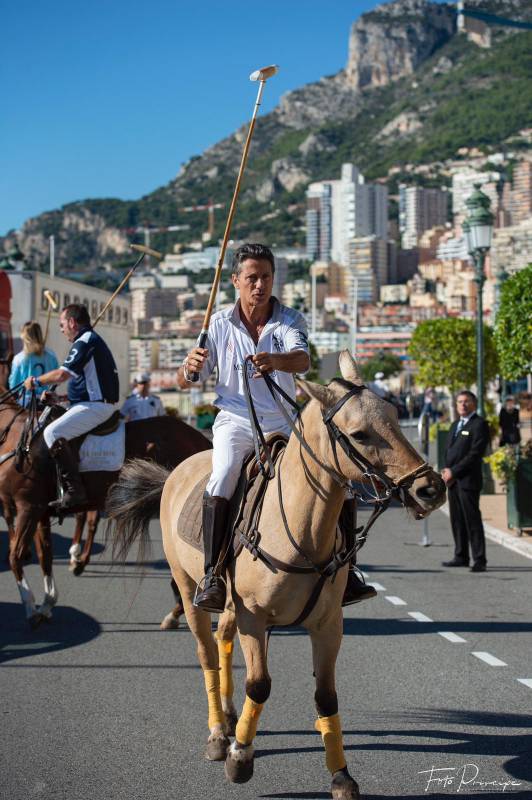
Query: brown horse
0 398 211 627
109 352 446 799
67 417 211 576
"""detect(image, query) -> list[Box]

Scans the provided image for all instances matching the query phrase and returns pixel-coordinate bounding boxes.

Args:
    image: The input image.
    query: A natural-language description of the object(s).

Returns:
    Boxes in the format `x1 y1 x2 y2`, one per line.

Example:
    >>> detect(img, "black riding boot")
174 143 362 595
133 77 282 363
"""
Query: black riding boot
48 438 88 511
193 494 229 613
339 497 377 607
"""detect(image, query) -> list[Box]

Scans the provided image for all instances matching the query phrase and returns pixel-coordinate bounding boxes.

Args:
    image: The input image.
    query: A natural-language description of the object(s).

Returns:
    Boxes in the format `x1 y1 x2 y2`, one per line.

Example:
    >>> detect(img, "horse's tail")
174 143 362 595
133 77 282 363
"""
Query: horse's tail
106 458 170 562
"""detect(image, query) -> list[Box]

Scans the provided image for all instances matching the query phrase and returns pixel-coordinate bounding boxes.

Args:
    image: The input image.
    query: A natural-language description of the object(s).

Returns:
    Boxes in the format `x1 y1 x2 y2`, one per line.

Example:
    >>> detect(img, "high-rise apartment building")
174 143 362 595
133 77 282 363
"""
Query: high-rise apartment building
306 163 388 264
399 185 448 248
452 170 500 218
345 236 388 303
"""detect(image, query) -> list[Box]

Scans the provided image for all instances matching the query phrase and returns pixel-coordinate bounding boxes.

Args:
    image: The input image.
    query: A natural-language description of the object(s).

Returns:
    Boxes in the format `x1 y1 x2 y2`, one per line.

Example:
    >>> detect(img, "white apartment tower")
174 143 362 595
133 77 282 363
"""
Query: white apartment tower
399 185 448 248
306 164 388 264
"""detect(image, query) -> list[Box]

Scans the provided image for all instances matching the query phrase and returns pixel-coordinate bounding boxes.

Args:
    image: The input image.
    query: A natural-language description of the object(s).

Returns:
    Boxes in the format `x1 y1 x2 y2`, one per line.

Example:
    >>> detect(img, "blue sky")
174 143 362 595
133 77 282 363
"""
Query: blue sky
7 0 462 235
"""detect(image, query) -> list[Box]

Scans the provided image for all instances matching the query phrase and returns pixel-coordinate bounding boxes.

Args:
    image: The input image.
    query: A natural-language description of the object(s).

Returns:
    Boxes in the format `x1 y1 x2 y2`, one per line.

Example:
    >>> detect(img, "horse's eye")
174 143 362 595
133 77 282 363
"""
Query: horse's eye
351 431 368 443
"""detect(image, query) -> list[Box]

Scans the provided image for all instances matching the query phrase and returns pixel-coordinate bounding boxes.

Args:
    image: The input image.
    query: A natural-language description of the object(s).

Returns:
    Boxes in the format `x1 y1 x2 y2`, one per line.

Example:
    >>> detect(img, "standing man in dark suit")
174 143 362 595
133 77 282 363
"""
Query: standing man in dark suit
442 390 490 572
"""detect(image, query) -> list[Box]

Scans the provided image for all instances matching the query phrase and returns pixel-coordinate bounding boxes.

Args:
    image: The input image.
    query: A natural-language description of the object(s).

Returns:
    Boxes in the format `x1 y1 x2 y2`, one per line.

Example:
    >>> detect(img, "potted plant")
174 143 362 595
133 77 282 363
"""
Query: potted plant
484 442 532 534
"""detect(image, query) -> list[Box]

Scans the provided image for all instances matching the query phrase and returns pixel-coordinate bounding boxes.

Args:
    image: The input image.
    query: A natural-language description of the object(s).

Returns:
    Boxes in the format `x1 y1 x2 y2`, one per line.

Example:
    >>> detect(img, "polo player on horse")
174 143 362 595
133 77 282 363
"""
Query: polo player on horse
24 303 119 512
177 242 376 613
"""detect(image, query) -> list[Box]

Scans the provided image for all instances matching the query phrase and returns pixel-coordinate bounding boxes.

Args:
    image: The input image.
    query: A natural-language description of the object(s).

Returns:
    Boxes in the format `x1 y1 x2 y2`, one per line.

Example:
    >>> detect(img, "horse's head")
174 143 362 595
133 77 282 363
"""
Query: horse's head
298 350 446 519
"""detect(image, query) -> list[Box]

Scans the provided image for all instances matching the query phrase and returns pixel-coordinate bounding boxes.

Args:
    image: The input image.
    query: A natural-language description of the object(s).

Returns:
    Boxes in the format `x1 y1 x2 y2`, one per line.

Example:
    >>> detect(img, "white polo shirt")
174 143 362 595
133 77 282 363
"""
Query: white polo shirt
121 392 165 421
199 298 309 424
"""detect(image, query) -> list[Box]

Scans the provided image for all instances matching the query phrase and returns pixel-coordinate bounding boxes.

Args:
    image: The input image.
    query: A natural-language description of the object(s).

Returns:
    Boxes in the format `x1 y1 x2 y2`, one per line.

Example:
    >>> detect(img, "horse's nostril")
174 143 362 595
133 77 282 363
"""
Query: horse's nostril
416 485 438 501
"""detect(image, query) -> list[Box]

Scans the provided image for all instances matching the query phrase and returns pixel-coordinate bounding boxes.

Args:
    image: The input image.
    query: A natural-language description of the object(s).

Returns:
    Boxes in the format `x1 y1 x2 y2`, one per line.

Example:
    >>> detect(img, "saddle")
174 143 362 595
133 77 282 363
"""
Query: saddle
176 433 288 559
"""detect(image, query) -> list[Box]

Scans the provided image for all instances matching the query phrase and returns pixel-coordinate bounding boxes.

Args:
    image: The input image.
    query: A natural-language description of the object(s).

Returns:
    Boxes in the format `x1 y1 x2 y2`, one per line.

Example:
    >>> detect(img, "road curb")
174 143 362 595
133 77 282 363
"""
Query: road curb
439 503 532 562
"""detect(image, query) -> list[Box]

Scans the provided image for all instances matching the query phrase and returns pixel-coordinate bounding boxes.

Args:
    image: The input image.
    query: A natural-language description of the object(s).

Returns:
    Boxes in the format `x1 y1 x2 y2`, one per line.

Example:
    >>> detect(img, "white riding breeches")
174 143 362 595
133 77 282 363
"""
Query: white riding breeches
205 409 292 500
43 402 117 448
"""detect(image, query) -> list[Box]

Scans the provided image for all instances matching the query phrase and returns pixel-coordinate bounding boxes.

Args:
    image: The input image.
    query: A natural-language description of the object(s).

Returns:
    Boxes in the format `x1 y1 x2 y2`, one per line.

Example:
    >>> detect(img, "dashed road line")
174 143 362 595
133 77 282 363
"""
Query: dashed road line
408 611 433 622
438 631 467 643
517 679 532 689
370 582 387 592
385 596 407 606
472 651 507 667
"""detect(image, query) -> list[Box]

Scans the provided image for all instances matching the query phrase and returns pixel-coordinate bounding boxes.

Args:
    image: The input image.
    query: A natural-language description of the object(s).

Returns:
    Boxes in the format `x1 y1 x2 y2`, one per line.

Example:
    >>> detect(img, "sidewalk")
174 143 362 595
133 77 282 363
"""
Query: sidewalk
439 490 532 561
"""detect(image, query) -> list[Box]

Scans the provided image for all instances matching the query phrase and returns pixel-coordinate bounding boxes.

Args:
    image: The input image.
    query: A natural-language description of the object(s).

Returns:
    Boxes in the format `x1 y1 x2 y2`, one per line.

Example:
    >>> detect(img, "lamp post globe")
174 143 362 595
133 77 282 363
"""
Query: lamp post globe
465 184 494 419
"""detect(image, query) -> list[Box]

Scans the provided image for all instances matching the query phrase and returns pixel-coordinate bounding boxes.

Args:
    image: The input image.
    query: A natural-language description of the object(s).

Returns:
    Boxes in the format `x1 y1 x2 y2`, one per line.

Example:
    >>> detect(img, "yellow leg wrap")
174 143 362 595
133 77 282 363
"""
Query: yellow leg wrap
215 635 234 700
235 696 264 745
203 669 225 730
315 714 347 774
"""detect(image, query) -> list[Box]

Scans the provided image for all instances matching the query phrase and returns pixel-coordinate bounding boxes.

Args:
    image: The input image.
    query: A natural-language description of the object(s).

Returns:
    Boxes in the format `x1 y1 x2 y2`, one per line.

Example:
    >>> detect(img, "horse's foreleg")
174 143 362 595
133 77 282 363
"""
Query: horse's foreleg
216 607 238 736
310 614 360 800
34 515 58 620
69 512 86 570
10 505 41 627
160 578 184 630
73 510 99 576
175 570 230 761
225 612 270 785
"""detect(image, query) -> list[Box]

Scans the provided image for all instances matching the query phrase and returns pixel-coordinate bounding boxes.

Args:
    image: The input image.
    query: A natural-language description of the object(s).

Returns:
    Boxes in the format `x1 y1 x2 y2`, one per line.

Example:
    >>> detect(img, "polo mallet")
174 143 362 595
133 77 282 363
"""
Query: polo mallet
91 243 163 328
189 64 279 382
43 289 59 346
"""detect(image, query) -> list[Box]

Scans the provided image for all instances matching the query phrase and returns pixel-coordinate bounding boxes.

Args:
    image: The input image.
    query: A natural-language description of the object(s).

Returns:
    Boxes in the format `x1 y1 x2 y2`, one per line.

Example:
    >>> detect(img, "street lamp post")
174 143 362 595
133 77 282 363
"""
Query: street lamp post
463 184 494 419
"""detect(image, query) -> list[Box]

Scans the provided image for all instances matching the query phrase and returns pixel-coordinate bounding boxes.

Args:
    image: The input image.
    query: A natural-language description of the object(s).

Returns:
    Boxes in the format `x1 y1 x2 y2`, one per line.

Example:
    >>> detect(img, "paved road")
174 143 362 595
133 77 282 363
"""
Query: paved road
1 504 531 800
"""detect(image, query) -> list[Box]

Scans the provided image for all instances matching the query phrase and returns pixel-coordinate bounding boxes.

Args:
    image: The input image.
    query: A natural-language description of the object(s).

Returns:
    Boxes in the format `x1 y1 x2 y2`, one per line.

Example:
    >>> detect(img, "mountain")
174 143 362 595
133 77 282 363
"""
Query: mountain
3 0 532 276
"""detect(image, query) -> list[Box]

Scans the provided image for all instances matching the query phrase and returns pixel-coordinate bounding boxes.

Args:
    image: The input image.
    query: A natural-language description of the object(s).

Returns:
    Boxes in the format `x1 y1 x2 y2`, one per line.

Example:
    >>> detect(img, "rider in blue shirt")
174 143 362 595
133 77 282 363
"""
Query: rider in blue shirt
9 321 59 406
24 304 119 512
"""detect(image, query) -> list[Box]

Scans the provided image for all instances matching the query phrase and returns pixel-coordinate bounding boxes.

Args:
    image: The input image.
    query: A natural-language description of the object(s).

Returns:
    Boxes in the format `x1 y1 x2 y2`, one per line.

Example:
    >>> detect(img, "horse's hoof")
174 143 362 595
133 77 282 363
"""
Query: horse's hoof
28 613 44 631
223 710 238 738
331 767 360 800
224 742 254 784
72 562 85 576
160 612 180 631
205 733 230 761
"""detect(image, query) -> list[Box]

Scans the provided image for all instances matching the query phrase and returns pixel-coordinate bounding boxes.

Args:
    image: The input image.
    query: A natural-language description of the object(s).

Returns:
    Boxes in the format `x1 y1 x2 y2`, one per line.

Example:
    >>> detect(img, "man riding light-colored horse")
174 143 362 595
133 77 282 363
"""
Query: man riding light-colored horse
177 242 376 613
24 303 119 512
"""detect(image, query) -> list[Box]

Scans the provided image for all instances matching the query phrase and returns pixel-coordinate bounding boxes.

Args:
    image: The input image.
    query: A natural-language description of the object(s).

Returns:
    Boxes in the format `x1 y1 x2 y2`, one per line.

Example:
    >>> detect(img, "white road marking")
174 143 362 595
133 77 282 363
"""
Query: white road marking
472 651 507 667
517 679 532 689
438 631 466 643
408 611 433 622
385 596 407 606
370 582 387 592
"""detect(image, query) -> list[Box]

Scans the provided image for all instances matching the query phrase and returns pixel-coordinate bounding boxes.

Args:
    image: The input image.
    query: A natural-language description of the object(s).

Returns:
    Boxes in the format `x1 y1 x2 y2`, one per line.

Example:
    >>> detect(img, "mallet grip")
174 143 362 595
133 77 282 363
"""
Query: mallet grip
188 331 209 383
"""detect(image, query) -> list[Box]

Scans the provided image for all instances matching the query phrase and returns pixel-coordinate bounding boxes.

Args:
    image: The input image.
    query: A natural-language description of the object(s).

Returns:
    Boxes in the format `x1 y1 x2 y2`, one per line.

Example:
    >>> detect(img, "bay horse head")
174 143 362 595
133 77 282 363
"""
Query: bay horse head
298 350 446 519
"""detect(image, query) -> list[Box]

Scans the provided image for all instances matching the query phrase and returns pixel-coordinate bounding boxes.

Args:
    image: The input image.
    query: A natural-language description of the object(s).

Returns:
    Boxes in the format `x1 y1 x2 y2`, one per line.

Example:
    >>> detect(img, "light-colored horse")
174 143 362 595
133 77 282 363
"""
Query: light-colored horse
110 352 446 799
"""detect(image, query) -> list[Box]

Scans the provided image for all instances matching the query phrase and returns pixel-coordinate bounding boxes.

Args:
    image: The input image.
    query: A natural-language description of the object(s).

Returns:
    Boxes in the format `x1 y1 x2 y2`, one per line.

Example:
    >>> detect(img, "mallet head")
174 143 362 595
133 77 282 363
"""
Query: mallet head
249 65 279 82
130 243 164 261
44 289 59 310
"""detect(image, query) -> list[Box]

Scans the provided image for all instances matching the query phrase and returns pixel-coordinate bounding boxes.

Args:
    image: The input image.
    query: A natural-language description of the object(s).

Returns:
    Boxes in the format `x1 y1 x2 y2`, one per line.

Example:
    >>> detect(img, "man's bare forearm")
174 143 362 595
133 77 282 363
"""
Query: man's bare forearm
272 350 310 374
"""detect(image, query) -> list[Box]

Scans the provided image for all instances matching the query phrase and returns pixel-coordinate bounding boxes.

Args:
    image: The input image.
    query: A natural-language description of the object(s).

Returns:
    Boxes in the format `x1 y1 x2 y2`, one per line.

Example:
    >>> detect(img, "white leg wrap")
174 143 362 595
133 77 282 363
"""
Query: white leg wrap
69 543 82 561
40 574 58 618
17 576 37 619
227 741 254 762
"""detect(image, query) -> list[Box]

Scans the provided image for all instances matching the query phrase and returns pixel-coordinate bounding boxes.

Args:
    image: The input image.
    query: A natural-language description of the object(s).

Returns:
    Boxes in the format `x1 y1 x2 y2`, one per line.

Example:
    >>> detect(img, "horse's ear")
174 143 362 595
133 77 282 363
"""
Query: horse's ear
339 350 363 385
297 378 334 408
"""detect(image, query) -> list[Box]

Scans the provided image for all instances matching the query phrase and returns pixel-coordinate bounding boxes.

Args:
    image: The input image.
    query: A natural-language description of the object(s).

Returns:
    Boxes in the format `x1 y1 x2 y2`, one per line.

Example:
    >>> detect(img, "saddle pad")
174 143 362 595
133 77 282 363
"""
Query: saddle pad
79 421 126 473
176 433 288 555
176 474 209 552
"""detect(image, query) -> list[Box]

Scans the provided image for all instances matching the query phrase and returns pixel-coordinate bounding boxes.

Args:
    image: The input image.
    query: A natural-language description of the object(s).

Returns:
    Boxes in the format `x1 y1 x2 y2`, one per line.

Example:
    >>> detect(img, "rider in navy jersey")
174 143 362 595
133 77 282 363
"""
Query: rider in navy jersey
24 304 119 511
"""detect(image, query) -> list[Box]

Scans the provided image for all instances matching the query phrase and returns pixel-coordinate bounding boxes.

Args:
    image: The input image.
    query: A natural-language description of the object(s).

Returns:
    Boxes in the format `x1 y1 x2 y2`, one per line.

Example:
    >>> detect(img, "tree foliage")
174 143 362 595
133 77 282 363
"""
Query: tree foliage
408 318 498 394
494 265 532 380
360 353 402 381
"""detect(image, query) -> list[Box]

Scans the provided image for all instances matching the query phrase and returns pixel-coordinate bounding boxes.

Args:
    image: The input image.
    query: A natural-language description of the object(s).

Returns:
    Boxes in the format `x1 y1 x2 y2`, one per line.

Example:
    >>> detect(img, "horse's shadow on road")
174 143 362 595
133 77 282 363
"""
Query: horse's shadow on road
256 708 532 796
0 601 101 664
256 708 532 800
